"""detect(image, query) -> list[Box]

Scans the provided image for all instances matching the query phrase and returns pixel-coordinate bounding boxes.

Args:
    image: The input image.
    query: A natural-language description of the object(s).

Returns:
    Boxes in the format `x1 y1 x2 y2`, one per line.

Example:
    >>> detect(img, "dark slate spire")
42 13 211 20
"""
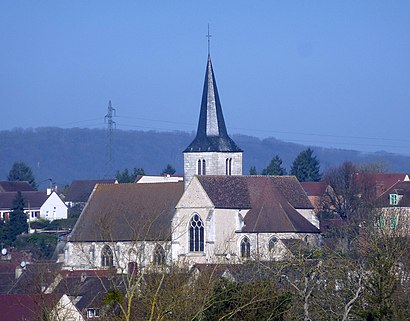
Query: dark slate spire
185 55 242 153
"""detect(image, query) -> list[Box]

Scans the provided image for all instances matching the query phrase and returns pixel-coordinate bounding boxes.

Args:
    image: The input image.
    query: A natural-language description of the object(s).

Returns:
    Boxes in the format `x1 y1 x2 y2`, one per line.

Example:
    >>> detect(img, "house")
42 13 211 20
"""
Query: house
64 179 117 207
375 181 410 231
0 293 84 321
300 181 329 210
48 269 116 320
0 181 36 192
354 173 409 197
63 53 321 272
0 190 67 222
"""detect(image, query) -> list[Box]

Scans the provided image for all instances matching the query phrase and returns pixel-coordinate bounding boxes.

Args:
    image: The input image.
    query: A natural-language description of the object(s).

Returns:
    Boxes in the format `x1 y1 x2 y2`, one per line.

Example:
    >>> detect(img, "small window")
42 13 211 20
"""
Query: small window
87 308 100 318
197 159 202 175
153 244 166 266
389 193 399 206
240 237 251 258
269 236 278 251
101 245 113 267
202 159 206 175
189 214 204 252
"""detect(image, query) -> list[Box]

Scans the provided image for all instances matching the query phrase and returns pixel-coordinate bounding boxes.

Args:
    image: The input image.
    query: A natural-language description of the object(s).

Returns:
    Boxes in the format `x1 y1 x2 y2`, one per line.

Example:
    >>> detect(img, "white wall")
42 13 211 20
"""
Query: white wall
40 192 68 221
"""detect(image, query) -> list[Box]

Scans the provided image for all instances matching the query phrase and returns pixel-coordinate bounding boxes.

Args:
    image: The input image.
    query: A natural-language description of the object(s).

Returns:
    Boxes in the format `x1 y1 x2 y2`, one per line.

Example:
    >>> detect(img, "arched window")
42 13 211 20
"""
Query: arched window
269 236 278 251
197 159 202 175
226 158 232 175
202 159 206 175
240 237 251 258
189 214 204 252
101 245 113 267
153 244 166 266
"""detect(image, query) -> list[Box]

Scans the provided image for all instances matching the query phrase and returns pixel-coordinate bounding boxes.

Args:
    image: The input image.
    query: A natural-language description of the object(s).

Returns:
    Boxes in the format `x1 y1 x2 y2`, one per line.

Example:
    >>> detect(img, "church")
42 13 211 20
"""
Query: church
63 54 320 272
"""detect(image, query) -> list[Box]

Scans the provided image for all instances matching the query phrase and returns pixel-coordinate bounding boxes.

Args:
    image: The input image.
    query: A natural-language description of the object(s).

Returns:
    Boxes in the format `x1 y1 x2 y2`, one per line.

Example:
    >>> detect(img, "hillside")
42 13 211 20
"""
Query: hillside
1 127 409 187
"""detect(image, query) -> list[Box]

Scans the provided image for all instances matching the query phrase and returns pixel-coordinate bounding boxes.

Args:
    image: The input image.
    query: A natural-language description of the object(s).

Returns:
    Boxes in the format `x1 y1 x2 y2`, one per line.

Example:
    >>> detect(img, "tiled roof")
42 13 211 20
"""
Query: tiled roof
354 173 408 196
0 293 62 320
0 191 49 210
184 56 242 153
69 182 184 242
9 262 62 294
197 176 318 234
377 181 410 207
65 179 117 203
0 181 36 192
53 272 117 311
300 181 328 196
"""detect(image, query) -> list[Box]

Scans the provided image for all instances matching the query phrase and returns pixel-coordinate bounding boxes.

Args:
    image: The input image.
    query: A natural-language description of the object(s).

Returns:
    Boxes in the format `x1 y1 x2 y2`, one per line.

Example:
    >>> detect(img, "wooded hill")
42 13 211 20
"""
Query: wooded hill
1 127 410 187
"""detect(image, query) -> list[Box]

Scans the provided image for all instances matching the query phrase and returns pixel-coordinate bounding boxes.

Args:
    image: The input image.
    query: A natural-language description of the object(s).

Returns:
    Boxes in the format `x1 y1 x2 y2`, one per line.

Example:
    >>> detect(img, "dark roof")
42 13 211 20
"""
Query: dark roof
197 176 318 234
69 182 184 242
53 270 117 311
0 191 49 210
0 181 36 192
65 179 117 203
184 55 242 153
300 181 328 196
0 293 62 321
377 181 410 207
9 262 62 294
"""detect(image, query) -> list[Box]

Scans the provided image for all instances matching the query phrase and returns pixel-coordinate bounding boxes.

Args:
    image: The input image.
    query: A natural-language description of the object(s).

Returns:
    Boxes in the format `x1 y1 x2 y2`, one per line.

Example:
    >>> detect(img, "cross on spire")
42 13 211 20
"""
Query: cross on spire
206 24 212 56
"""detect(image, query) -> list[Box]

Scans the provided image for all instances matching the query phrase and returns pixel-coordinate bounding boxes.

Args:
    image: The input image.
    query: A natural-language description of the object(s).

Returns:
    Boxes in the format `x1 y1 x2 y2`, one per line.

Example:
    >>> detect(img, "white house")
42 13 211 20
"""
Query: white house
0 190 67 222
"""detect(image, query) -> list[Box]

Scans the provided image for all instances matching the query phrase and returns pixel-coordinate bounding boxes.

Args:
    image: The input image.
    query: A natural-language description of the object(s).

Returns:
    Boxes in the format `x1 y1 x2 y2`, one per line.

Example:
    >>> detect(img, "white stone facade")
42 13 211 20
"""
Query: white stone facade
64 240 171 273
183 151 242 189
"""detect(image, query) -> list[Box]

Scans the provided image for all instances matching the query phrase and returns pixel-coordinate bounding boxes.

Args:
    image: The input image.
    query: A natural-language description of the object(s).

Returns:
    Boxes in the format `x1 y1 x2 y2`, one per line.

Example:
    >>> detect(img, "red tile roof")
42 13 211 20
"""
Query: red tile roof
377 181 410 207
300 181 328 197
0 293 62 321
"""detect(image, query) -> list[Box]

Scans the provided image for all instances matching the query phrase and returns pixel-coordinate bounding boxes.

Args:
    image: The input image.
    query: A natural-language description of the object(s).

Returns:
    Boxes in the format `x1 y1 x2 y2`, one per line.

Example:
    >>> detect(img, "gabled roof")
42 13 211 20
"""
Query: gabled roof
196 176 318 234
65 179 117 203
300 181 328 197
0 293 63 321
0 191 49 210
53 270 117 312
69 182 184 242
184 55 242 153
0 181 36 192
377 181 410 207
354 173 409 196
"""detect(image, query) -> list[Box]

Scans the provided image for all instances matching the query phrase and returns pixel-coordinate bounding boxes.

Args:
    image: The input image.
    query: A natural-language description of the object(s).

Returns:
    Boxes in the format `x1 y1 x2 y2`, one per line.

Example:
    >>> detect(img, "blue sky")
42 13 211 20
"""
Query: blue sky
1 1 410 155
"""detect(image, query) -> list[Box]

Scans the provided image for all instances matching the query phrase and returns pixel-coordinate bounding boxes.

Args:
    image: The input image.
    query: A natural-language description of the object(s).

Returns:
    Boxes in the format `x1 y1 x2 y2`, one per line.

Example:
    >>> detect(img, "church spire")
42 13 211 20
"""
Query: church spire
184 55 242 152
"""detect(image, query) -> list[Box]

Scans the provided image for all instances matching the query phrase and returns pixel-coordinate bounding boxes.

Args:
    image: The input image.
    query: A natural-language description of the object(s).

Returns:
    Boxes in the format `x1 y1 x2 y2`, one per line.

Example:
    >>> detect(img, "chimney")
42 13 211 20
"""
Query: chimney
47 188 52 196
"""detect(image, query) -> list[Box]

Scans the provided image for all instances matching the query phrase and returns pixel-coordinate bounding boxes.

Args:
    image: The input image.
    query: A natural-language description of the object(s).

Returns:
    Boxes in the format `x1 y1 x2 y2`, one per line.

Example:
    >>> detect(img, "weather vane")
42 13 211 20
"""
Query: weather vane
206 24 212 55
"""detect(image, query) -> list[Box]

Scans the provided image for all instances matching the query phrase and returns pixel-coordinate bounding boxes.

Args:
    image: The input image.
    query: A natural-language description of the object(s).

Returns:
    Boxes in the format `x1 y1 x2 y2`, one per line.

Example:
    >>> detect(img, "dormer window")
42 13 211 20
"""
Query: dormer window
389 193 399 206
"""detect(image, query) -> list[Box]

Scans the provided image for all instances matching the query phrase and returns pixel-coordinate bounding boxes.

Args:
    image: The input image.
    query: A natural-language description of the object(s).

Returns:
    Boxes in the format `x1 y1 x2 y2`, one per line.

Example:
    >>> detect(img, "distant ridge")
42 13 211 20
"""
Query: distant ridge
1 127 409 186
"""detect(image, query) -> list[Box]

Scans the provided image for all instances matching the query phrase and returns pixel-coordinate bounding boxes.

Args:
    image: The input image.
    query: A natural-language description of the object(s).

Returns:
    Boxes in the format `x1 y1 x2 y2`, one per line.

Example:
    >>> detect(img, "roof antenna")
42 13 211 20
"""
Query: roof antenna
206 24 212 56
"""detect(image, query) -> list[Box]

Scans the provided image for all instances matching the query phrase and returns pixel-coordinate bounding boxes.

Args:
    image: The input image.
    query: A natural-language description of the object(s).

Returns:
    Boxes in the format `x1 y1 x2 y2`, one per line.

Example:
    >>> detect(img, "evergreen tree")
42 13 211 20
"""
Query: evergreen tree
290 148 321 182
8 161 37 189
8 191 28 243
261 155 287 176
161 164 176 175
249 166 258 175
116 167 145 183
